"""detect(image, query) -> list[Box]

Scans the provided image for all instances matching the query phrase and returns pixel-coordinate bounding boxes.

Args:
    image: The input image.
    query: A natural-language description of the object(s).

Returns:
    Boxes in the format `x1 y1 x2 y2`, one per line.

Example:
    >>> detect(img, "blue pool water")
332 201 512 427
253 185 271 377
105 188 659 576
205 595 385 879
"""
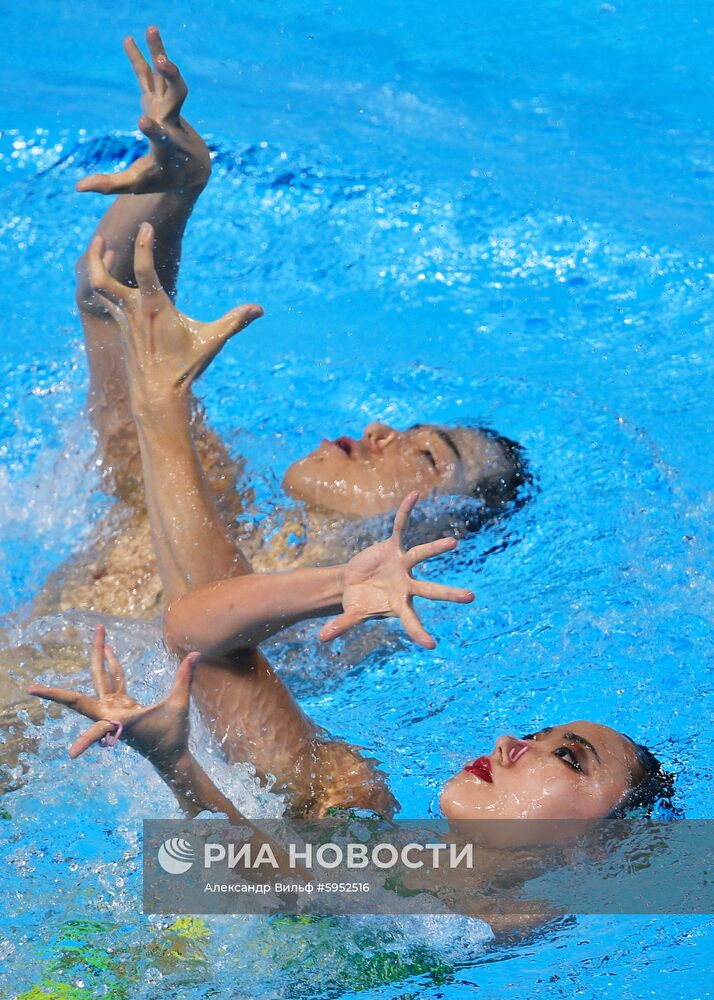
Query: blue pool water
1 1 714 995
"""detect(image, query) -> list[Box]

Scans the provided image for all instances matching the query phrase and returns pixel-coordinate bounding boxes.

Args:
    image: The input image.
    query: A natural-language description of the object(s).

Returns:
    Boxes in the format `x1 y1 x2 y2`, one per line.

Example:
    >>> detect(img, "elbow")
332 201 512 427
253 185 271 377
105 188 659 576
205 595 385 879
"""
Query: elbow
163 597 197 657
163 595 225 660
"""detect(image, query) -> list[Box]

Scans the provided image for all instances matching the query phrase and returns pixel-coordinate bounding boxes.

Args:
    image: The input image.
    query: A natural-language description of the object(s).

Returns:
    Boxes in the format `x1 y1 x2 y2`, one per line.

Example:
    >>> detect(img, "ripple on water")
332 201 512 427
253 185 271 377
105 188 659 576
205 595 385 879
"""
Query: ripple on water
1 124 713 994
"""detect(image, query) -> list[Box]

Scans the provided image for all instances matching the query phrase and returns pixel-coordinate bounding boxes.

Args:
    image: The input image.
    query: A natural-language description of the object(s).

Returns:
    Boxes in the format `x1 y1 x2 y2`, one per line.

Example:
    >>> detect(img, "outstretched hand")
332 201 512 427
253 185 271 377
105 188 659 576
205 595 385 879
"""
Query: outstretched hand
77 25 210 196
27 625 198 768
319 492 474 649
86 223 262 411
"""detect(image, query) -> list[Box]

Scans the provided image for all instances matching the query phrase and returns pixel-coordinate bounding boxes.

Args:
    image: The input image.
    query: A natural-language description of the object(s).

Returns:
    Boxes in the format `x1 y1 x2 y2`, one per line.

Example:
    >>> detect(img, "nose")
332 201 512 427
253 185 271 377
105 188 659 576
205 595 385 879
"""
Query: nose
494 735 531 767
363 422 397 453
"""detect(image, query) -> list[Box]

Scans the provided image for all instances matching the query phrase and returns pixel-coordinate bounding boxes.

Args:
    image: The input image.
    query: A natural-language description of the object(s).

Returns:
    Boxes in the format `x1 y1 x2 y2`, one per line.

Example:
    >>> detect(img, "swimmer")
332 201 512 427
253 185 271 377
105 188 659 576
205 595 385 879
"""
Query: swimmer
29 228 671 824
44 25 526 620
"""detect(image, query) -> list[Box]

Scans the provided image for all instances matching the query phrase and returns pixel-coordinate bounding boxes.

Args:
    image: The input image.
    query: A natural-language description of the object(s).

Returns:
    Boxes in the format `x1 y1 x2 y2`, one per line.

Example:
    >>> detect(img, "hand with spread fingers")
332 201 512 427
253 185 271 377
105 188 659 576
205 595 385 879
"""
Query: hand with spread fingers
86 222 263 413
76 25 210 196
27 625 197 769
318 491 474 649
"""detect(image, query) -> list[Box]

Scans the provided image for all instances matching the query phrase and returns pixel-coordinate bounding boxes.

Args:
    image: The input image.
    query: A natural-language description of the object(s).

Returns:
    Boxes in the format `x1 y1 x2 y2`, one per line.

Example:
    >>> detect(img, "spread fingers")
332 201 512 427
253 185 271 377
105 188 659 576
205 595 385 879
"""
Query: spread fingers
411 580 474 603
124 35 153 92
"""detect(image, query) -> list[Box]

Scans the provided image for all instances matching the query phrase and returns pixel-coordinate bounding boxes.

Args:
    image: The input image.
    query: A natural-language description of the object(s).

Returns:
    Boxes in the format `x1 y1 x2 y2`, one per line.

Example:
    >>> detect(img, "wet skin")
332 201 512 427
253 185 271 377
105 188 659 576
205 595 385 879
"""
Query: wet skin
283 422 505 517
439 722 644 820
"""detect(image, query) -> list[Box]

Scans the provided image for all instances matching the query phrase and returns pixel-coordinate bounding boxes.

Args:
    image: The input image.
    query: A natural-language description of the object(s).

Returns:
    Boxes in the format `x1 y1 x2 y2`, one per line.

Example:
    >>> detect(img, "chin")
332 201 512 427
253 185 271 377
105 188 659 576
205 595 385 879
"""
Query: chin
282 462 310 501
439 795 462 821
439 774 481 821
283 466 396 518
282 469 353 516
282 458 327 506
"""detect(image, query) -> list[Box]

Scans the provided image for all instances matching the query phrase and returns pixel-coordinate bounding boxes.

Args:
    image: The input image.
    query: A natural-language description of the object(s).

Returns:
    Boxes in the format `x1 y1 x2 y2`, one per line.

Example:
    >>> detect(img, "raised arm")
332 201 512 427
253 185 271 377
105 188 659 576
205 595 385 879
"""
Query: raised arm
85 224 262 599
27 629 310 882
75 26 211 498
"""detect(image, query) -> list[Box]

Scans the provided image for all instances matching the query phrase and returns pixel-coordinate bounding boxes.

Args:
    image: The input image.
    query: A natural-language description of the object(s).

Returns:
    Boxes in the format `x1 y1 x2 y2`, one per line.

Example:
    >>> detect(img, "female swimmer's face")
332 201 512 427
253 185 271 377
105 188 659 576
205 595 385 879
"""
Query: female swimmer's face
439 722 642 821
282 422 493 517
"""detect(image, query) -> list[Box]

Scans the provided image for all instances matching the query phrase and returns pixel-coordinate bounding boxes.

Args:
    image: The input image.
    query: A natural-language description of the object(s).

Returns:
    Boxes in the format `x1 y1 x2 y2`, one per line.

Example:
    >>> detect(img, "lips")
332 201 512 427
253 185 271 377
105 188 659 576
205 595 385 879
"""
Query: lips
464 756 493 783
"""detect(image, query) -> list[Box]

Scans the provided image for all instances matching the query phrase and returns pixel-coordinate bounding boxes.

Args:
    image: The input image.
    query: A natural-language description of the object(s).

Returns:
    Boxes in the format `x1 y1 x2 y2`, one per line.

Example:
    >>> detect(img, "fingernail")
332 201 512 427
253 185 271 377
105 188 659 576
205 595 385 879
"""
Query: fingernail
138 222 151 240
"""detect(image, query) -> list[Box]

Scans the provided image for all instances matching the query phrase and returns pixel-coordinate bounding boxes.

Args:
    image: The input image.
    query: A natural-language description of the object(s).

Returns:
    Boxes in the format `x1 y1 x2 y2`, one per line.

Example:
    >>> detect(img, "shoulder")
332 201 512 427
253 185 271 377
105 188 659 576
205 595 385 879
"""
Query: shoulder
310 739 399 820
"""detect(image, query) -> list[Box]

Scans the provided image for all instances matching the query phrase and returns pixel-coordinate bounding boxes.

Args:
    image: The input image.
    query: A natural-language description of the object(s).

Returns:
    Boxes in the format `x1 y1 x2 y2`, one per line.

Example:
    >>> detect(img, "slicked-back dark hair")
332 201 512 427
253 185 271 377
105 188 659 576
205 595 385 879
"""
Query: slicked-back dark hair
473 429 530 509
611 736 678 818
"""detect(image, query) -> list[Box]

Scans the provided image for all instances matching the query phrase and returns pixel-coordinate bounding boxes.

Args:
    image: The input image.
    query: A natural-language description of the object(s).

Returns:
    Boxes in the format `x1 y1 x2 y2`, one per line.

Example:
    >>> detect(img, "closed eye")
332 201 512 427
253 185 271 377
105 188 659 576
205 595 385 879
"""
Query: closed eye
420 448 437 470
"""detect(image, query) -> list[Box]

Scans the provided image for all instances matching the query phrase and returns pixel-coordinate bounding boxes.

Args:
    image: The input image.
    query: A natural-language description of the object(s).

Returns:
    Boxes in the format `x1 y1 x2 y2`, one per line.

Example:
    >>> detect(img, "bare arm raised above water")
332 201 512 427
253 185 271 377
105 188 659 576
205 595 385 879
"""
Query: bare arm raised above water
27 628 310 883
85 225 262 596
75 26 211 497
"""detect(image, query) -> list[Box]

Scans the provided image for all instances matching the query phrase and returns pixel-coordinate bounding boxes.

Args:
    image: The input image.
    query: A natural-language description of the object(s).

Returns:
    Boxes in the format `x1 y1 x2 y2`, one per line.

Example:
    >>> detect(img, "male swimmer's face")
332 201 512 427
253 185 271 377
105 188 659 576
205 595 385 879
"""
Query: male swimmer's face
439 722 642 821
282 422 492 517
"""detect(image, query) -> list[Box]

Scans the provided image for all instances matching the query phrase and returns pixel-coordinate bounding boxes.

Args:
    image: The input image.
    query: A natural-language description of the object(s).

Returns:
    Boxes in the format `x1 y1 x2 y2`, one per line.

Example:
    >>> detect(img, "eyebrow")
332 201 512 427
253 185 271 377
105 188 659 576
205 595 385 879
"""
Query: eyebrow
563 731 601 762
436 429 462 463
409 424 462 463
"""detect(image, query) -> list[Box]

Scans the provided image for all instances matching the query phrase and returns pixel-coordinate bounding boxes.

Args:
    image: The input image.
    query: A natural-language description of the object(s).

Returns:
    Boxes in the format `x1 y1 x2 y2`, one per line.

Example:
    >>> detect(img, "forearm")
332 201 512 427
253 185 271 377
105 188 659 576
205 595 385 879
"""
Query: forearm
152 749 311 879
77 188 204 470
190 649 321 804
76 189 202 312
165 562 345 656
133 395 249 603
157 750 244 822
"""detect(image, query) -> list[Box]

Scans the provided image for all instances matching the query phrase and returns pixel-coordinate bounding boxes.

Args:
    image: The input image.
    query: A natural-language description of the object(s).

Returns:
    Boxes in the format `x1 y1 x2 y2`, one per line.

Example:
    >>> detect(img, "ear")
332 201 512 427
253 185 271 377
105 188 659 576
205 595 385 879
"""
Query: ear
364 422 397 451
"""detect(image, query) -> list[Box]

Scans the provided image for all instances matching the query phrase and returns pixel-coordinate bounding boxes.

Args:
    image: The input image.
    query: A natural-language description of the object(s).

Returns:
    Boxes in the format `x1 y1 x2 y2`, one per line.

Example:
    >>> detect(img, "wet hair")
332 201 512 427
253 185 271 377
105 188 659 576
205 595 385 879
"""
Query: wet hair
393 424 533 548
452 427 533 538
472 429 530 510
405 422 530 513
611 736 678 818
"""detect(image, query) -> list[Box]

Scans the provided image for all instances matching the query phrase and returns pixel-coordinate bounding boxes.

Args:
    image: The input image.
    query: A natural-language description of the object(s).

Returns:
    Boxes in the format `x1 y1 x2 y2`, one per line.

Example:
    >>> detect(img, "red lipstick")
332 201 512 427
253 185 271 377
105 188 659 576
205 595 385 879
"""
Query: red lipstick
464 756 493 783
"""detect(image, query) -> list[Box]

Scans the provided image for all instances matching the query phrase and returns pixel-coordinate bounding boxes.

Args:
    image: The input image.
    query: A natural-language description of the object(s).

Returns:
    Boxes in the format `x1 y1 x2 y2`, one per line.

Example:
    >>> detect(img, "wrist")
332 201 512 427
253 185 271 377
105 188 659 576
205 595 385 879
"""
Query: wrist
140 744 192 775
309 564 346 612
131 390 192 427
